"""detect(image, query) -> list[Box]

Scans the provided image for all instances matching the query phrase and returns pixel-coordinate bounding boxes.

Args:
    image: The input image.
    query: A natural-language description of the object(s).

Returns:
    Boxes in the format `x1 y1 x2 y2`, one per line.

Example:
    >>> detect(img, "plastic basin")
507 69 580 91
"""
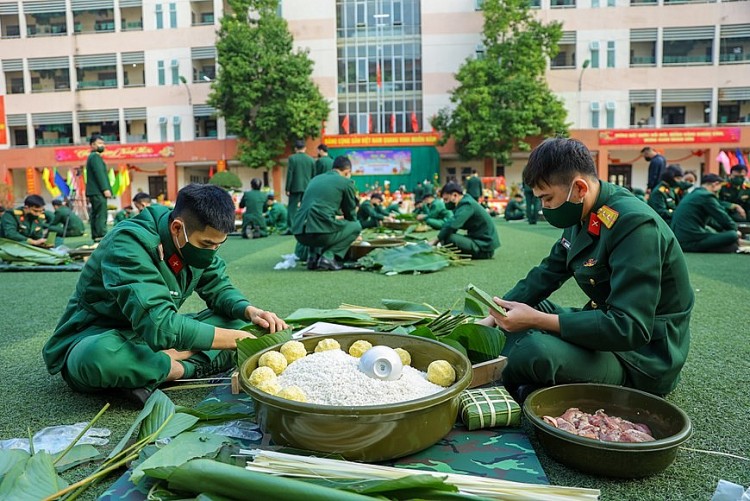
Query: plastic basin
239 332 472 462
523 383 692 478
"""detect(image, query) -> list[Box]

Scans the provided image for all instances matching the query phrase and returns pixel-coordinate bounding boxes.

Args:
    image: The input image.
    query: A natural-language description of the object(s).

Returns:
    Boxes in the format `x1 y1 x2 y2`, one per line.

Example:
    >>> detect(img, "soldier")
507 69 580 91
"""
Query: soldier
85 134 113 242
264 195 288 234
465 170 483 200
522 181 540 224
285 139 315 233
0 194 49 247
42 184 286 405
719 165 750 222
416 192 452 230
51 199 85 237
647 164 683 224
239 178 268 239
504 194 525 221
480 196 499 217
114 206 134 225
314 144 334 177
435 183 500 259
412 181 425 204
132 192 152 212
671 173 743 253
292 156 361 271
357 192 390 229
480 138 693 402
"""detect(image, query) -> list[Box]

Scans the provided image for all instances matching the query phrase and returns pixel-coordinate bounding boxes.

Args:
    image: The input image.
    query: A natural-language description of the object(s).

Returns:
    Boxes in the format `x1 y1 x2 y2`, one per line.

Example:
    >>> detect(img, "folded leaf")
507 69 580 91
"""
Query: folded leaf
157 412 200 440
132 432 228 484
465 284 507 317
138 390 177 441
463 297 485 317
52 444 102 473
284 309 376 326
175 402 249 422
0 449 30 482
445 323 505 363
381 299 439 314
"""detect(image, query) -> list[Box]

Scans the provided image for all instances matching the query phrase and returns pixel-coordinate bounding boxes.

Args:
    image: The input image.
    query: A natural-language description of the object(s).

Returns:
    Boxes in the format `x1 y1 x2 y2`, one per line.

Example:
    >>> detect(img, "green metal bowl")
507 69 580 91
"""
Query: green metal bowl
523 384 692 478
239 332 472 462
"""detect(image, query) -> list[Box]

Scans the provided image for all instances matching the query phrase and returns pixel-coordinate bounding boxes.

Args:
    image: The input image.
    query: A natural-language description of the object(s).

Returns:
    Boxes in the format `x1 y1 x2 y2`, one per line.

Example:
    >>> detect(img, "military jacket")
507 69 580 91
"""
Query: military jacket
286 152 315 194
504 199 525 218
114 210 133 224
466 176 483 199
43 205 252 375
265 202 288 231
85 151 111 197
425 198 452 221
314 156 334 177
719 179 750 209
412 184 425 203
647 181 677 222
292 171 358 235
438 195 499 252
239 190 267 220
51 206 85 235
504 181 693 395
0 207 45 242
357 200 387 227
671 187 737 244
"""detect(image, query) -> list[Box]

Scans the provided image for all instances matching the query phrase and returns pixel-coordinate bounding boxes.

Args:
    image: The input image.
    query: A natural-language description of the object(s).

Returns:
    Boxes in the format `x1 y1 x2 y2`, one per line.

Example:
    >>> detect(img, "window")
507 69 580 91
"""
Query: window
392 1 402 24
590 41 600 68
591 102 600 128
475 0 484 9
355 1 366 26
607 0 615 5
605 101 616 128
171 59 179 85
356 57 367 82
158 116 167 141
475 44 486 60
156 4 163 29
169 3 177 28
662 106 686 125
157 61 165 85
173 116 181 141
592 0 600 7
607 41 616 67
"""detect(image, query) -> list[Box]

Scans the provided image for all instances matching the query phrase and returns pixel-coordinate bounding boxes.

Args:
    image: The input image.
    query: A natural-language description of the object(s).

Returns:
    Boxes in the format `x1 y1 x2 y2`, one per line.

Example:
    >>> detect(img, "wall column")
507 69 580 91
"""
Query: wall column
704 146 720 175
597 147 609 181
167 161 178 201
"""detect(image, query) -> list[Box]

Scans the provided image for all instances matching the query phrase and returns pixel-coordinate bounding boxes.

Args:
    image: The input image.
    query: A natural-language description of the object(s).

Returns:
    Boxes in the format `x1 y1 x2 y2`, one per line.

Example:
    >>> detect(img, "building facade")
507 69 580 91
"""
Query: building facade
0 0 748 205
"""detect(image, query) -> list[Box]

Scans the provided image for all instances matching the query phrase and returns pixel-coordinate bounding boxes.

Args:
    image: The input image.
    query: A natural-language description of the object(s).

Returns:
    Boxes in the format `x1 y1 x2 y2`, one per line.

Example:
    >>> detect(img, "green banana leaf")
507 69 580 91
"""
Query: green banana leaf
445 323 505 363
52 444 102 472
381 299 440 314
175 402 249 422
237 330 294 368
0 449 29 483
0 238 71 265
131 432 228 484
284 309 378 326
358 242 450 274
0 451 68 499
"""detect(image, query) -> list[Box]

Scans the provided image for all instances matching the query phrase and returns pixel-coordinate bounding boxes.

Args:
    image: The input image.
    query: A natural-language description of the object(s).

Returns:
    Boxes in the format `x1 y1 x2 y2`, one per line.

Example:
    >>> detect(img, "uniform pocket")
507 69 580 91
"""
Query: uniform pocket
573 264 611 305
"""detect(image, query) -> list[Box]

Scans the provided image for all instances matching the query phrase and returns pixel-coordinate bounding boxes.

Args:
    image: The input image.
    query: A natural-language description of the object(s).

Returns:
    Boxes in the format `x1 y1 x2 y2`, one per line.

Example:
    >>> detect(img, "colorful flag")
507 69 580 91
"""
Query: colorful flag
735 148 747 167
42 167 61 197
109 168 119 195
410 112 419 133
341 115 350 135
54 168 70 198
208 164 215 178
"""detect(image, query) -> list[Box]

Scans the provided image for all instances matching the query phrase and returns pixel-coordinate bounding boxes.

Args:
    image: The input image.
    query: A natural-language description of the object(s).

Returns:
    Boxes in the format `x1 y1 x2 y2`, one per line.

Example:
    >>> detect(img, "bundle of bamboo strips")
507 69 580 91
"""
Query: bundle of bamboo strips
339 304 440 321
243 449 600 501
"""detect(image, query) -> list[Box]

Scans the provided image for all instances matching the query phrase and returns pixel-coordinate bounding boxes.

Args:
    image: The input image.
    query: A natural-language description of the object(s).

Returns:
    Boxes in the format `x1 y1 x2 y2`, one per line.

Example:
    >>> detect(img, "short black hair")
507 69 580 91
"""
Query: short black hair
52 199 62 207
701 173 723 184
661 164 684 184
251 178 263 190
132 192 151 203
730 164 747 174
523 137 597 189
24 194 45 208
370 192 383 201
267 194 275 200
170 184 236 234
123 205 133 211
442 182 463 195
640 146 654 154
89 133 102 145
683 170 697 179
333 155 351 171
472 169 478 175
294 139 305 150
317 144 328 153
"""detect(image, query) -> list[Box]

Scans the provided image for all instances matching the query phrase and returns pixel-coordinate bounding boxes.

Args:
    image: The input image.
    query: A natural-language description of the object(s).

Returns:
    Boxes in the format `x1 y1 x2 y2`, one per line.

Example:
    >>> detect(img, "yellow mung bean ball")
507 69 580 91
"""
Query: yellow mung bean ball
394 348 412 366
348 340 373 358
277 386 308 402
280 340 307 364
258 350 288 375
256 379 281 395
248 366 277 387
314 338 341 353
427 360 456 387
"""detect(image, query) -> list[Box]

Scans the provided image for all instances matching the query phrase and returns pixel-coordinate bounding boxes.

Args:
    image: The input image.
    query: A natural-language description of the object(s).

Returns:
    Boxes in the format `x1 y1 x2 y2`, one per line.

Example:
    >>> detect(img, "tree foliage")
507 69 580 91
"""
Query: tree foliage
430 0 568 164
208 171 242 190
209 0 330 169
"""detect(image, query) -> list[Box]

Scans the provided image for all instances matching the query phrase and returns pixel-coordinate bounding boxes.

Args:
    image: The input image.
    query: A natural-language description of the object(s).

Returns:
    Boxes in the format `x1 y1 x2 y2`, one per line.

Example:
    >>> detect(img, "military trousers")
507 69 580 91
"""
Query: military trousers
444 233 495 260
500 301 627 389
680 231 738 253
88 194 108 240
61 309 246 393
504 210 524 221
287 192 304 231
295 220 362 260
524 194 540 224
241 213 268 238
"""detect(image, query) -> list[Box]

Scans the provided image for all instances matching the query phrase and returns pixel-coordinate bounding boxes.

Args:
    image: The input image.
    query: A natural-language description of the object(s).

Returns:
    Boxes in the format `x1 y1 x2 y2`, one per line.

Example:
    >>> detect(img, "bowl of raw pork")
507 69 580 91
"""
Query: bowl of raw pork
523 383 692 478
239 332 473 462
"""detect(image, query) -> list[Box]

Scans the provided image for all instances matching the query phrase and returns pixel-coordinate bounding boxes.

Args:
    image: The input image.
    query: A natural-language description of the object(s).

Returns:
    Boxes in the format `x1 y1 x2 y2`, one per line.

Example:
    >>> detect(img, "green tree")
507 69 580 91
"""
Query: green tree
431 0 568 164
209 0 329 169
208 171 242 190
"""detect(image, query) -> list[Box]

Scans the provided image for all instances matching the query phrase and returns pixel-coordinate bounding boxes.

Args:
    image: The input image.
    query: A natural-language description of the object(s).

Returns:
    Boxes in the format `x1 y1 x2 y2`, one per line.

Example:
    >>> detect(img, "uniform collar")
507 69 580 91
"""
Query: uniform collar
587 180 611 219
157 211 183 274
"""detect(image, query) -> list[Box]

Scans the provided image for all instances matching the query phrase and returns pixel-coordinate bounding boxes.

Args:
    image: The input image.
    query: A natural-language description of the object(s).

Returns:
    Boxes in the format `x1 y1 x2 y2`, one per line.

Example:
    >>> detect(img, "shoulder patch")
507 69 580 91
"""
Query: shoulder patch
597 205 619 229
659 186 668 193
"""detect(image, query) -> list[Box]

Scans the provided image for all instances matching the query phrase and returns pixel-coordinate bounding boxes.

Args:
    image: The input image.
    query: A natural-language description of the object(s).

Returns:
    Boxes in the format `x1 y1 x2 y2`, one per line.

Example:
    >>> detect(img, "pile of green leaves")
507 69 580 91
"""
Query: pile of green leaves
0 238 72 265
356 242 467 275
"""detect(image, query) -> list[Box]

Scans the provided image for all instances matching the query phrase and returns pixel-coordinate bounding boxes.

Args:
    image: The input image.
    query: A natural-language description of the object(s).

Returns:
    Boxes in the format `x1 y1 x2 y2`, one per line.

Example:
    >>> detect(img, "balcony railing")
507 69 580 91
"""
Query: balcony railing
550 0 576 7
720 53 750 63
662 55 712 64
630 0 657 4
630 56 656 66
121 20 143 31
94 21 115 32
77 79 117 89
36 137 72 146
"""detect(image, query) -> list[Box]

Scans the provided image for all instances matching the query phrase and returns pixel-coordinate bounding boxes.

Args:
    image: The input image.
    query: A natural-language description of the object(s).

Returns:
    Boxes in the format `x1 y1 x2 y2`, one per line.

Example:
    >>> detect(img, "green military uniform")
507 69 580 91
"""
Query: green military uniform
314 155 334 177
523 183 540 224
0 207 46 242
51 206 85 237
671 187 739 253
719 178 750 222
114 209 133 225
504 199 525 221
501 182 693 395
265 201 288 234
412 183 425 203
86 150 112 240
286 152 315 230
357 200 388 229
292 170 362 261
239 190 268 238
647 181 678 223
423 198 453 230
386 202 402 214
437 195 499 259
466 175 483 200
42 205 250 392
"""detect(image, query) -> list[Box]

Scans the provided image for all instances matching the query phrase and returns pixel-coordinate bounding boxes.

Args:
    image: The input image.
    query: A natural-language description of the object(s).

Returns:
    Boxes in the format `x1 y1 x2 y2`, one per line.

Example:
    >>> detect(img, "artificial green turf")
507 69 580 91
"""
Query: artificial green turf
0 220 748 500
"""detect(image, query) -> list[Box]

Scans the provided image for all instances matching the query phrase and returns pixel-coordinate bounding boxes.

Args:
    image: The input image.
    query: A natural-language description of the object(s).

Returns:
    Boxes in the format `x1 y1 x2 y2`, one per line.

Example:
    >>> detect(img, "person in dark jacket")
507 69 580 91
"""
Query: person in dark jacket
641 146 666 193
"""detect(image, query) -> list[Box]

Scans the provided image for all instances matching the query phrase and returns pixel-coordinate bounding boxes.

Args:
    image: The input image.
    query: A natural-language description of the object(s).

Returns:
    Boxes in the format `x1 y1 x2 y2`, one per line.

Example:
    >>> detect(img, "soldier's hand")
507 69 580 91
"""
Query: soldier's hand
246 306 288 333
736 206 747 220
29 238 46 246
103 190 112 198
490 298 559 334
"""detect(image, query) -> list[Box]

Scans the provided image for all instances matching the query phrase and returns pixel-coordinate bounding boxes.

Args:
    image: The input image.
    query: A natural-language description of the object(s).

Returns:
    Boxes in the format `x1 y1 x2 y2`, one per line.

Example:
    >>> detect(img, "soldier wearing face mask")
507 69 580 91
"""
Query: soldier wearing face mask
719 165 750 222
0 194 48 247
647 164 684 224
478 138 693 402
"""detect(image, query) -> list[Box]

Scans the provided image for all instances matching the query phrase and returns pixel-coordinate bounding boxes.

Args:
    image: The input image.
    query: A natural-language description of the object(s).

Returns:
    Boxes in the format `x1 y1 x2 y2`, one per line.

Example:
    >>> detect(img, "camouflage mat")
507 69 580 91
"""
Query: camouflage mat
0 263 84 272
100 385 547 500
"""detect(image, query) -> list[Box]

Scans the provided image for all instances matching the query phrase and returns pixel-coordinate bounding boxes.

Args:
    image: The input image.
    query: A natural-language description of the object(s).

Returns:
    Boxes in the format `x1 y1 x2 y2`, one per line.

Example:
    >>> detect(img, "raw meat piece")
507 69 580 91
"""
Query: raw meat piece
542 407 656 443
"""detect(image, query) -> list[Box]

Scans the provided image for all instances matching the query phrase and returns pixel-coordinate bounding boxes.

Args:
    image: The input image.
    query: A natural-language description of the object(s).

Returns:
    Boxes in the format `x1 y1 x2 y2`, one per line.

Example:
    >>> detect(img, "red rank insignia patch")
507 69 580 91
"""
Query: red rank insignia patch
167 253 183 275
587 212 601 236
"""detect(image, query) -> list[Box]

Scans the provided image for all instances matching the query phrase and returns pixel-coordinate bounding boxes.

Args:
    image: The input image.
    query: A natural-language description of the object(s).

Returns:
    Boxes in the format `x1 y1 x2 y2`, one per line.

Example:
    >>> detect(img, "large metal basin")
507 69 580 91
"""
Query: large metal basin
240 332 472 462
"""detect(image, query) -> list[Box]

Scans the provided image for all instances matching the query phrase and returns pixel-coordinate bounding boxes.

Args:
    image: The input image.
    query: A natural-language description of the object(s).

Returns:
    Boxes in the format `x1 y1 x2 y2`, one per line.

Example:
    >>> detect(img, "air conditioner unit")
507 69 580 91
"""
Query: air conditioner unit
590 102 601 111
605 100 617 110
589 41 600 51
158 116 168 125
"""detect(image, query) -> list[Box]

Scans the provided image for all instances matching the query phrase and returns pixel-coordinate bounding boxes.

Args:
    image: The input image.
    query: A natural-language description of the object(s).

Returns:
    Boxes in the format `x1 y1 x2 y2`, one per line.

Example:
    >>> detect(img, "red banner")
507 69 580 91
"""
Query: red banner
26 167 38 194
54 143 175 162
324 133 440 148
598 127 741 145
0 95 7 145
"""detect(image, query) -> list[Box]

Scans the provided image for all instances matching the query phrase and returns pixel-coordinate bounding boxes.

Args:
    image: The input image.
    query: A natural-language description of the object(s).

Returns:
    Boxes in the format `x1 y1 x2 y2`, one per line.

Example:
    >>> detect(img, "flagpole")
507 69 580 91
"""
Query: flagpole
374 5 389 135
